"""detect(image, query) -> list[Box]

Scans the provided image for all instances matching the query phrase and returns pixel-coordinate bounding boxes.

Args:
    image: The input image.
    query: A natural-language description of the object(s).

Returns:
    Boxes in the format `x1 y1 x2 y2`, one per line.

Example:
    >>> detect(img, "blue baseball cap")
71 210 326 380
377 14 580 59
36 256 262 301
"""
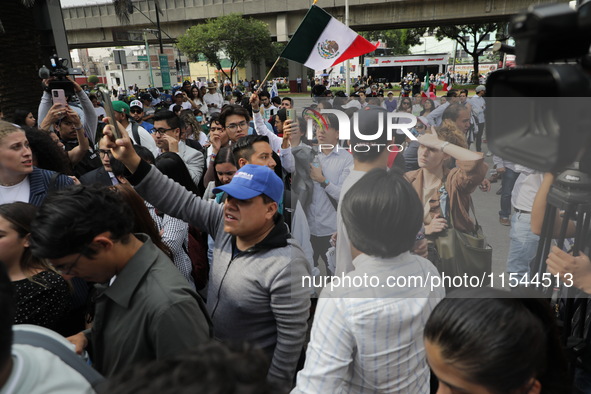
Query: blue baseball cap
213 164 283 203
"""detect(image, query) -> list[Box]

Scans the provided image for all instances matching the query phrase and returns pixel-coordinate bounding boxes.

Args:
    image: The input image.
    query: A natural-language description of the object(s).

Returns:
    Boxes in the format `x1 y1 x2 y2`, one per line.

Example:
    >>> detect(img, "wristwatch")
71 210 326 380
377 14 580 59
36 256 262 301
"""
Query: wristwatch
320 179 329 188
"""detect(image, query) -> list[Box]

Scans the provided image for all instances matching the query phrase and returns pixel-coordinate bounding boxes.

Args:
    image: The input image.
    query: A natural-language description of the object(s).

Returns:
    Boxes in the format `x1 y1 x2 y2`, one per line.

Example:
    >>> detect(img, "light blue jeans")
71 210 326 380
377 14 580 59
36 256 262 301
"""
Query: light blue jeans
506 212 540 280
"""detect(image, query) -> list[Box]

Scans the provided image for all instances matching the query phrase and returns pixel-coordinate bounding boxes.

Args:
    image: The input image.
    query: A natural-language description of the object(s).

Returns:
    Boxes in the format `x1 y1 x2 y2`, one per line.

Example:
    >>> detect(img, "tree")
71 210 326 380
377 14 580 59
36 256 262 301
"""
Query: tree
361 28 426 55
435 23 508 84
176 14 273 83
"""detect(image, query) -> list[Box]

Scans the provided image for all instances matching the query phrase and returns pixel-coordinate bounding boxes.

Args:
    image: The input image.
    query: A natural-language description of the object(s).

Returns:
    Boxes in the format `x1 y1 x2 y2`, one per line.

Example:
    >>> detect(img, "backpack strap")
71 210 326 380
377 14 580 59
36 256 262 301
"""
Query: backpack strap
131 122 141 146
13 329 105 389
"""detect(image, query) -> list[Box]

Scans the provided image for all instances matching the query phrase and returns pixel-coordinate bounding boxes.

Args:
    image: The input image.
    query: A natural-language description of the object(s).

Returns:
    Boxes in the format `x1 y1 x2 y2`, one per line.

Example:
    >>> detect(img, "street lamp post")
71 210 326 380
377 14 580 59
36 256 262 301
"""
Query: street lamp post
144 31 155 87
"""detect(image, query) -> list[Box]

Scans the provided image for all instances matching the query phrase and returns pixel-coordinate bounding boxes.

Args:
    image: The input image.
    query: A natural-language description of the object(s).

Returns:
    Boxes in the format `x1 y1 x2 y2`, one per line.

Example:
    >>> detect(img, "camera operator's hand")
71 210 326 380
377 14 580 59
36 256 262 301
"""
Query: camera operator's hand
42 77 56 91
66 76 83 93
547 246 591 293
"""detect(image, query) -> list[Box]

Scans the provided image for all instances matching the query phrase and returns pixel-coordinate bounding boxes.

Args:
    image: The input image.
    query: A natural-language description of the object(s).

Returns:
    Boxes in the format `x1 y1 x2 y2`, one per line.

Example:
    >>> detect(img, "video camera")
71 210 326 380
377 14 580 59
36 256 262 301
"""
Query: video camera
486 1 591 174
38 55 83 97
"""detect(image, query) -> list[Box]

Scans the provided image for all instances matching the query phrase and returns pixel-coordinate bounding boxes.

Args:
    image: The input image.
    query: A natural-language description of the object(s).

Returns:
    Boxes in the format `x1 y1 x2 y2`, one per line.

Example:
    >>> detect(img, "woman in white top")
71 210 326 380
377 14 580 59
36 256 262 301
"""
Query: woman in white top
0 121 73 206
190 86 208 116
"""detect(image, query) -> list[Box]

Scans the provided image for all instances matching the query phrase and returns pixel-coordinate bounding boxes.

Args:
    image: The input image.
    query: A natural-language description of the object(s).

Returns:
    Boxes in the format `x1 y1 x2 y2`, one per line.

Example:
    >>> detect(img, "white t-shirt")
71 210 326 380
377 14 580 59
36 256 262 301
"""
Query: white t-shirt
169 101 192 111
125 122 159 158
2 344 94 394
94 106 106 120
0 177 30 205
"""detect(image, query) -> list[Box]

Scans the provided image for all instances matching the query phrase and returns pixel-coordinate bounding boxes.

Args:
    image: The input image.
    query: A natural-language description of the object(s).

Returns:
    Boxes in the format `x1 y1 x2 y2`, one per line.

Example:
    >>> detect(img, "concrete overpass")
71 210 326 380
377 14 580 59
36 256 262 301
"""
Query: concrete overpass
63 0 568 49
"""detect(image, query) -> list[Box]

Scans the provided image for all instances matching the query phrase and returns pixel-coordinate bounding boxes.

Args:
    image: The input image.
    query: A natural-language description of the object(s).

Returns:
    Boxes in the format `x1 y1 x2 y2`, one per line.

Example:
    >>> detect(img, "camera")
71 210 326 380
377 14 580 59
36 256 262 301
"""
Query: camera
486 1 591 174
38 54 83 97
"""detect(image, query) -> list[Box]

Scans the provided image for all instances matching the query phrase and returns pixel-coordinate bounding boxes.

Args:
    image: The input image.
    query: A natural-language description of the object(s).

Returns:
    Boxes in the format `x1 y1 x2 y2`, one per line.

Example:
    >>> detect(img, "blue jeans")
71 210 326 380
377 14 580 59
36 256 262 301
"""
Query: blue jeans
506 212 539 280
499 168 519 218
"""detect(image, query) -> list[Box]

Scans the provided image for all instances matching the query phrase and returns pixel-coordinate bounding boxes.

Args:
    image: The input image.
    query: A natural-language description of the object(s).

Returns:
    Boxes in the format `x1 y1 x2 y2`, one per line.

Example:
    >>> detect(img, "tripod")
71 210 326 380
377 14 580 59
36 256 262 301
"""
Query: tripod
532 167 591 383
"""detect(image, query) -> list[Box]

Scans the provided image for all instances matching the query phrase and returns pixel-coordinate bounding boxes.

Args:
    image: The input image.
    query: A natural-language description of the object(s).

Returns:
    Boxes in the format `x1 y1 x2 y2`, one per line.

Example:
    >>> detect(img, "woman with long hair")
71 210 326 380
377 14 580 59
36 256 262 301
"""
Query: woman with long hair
405 121 487 262
420 99 436 117
397 96 413 113
24 127 73 175
0 202 71 333
191 85 208 116
425 288 567 394
13 109 36 128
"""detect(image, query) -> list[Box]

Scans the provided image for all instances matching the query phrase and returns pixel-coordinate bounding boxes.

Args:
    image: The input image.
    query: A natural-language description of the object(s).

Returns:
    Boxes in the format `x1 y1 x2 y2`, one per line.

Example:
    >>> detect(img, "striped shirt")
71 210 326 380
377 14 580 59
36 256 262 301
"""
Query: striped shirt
293 252 444 393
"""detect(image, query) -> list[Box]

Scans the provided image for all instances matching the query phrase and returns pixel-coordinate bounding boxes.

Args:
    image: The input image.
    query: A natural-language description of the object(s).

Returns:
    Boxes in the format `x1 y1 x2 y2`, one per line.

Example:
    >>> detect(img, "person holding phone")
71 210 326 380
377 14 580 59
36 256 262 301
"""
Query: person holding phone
37 76 97 147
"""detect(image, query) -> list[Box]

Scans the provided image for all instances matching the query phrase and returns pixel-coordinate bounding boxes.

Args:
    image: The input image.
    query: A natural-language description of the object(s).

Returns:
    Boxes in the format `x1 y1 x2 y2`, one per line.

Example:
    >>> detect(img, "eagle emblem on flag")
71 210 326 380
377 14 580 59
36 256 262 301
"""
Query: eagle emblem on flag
317 40 340 59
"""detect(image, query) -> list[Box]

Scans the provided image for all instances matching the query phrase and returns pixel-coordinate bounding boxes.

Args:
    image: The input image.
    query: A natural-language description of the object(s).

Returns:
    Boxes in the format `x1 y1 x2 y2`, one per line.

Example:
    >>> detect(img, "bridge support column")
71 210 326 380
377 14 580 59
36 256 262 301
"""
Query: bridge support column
288 60 307 94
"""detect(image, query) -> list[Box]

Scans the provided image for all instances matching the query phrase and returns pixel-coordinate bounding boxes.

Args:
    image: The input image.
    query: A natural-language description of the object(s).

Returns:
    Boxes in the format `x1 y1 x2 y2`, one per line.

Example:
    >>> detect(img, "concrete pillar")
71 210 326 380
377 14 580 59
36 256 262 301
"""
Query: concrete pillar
287 60 307 93
276 13 289 43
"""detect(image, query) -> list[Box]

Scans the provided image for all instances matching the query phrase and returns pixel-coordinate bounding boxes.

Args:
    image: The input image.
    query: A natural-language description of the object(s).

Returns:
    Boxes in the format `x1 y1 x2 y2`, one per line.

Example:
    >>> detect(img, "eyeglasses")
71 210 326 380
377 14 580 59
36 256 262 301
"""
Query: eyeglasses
150 128 174 135
53 252 85 276
130 109 143 114
99 149 111 157
225 121 248 131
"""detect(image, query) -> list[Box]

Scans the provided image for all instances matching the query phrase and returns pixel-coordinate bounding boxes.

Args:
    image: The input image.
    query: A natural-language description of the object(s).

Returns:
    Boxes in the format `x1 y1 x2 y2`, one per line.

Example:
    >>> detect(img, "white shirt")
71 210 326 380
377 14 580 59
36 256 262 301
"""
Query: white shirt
203 92 224 114
292 252 445 394
94 106 106 120
334 170 366 276
469 95 486 123
425 101 450 127
169 101 192 111
0 177 30 205
306 146 353 236
125 122 159 158
512 165 543 212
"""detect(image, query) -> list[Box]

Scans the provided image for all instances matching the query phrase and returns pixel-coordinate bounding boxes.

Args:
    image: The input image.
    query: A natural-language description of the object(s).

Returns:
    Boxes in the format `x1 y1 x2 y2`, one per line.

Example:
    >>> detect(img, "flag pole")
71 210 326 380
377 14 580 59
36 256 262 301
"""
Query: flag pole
257 57 281 93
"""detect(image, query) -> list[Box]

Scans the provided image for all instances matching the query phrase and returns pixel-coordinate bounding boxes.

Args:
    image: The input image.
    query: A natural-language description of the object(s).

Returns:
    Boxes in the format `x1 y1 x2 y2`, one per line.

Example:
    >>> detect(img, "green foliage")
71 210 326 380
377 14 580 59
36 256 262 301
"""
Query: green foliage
87 75 99 85
177 14 272 81
360 28 426 55
269 42 289 79
435 23 508 83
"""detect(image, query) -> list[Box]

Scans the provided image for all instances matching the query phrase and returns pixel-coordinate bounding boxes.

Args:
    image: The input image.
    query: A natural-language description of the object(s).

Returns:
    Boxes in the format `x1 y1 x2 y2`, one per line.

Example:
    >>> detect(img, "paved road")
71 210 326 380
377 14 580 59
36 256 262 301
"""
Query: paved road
291 96 511 277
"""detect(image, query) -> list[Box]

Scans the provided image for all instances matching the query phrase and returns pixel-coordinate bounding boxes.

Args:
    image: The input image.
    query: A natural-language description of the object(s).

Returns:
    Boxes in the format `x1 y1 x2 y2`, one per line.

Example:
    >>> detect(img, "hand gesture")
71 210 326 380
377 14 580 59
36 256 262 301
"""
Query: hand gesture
210 133 222 154
65 107 81 127
162 133 179 153
417 126 444 151
101 117 141 173
47 103 67 123
547 246 591 294
425 214 448 235
249 93 260 110
479 178 491 192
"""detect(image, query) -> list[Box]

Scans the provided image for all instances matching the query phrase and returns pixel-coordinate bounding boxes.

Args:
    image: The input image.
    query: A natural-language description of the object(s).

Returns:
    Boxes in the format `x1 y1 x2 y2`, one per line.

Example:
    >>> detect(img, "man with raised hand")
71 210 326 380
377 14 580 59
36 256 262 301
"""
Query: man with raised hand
102 121 311 385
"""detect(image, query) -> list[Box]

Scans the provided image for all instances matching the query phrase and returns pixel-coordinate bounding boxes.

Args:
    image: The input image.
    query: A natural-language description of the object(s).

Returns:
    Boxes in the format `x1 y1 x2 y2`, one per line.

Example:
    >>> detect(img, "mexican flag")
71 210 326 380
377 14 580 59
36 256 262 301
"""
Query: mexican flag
421 71 430 97
281 5 378 71
442 73 452 91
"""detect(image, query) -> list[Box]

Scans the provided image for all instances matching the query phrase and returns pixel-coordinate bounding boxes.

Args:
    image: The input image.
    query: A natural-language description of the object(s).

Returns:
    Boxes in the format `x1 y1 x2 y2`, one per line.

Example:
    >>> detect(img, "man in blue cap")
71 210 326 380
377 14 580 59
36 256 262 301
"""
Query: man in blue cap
101 123 311 386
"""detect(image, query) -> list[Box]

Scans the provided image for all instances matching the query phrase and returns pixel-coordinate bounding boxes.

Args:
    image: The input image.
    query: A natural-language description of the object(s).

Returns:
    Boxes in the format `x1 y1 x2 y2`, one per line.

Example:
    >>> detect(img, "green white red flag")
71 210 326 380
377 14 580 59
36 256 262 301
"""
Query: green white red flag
280 5 378 71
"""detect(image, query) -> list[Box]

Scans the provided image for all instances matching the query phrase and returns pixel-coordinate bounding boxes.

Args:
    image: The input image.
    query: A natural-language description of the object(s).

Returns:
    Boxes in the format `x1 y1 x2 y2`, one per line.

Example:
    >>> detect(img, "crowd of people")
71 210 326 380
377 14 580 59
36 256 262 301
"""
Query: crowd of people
0 74 588 394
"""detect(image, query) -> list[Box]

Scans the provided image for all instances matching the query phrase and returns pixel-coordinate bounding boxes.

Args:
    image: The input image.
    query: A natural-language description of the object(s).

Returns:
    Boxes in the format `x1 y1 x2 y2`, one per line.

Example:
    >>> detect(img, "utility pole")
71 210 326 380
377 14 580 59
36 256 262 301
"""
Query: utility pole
144 31 155 87
345 0 351 96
